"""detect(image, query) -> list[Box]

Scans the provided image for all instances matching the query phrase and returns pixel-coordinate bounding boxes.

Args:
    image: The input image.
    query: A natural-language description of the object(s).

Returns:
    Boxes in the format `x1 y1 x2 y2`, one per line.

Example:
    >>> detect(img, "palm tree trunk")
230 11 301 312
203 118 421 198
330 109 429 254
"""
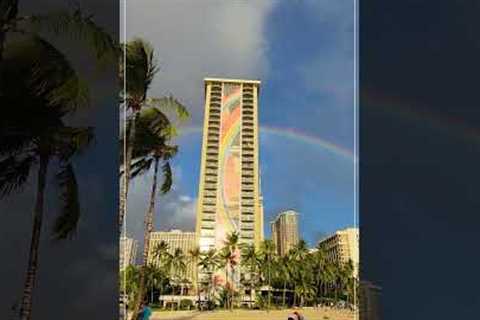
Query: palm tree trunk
0 30 5 62
150 282 153 303
130 158 159 320
293 284 297 307
267 263 271 313
225 266 229 310
282 280 287 308
119 112 138 235
196 264 201 310
19 155 49 320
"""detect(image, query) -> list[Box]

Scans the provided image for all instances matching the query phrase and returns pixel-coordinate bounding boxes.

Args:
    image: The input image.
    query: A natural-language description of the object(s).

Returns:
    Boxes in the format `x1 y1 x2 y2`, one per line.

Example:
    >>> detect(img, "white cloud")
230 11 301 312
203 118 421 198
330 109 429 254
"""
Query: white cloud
126 0 275 123
179 195 191 202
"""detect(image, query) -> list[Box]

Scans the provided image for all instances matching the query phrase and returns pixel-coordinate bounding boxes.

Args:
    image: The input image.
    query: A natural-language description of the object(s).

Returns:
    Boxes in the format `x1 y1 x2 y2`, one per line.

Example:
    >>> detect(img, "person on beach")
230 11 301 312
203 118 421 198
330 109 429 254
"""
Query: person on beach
139 301 152 320
292 307 306 320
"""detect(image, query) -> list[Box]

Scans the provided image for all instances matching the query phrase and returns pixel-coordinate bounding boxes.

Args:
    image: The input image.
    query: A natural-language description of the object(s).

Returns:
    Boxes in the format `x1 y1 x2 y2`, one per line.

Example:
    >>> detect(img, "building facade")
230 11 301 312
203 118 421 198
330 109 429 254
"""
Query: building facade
148 230 196 283
196 78 264 253
317 227 359 277
120 236 138 270
271 210 299 256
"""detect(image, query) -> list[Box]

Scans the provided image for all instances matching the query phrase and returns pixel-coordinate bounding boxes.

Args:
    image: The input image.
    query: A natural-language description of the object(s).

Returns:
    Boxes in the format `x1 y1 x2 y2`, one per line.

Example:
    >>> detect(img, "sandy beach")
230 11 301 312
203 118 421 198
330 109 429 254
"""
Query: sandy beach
150 308 356 320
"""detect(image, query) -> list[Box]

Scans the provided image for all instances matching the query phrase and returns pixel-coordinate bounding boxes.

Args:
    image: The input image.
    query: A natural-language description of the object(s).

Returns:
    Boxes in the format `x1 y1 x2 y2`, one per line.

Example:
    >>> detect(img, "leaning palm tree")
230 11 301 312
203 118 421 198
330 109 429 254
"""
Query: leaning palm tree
188 247 202 309
0 37 94 320
126 109 185 320
119 38 188 235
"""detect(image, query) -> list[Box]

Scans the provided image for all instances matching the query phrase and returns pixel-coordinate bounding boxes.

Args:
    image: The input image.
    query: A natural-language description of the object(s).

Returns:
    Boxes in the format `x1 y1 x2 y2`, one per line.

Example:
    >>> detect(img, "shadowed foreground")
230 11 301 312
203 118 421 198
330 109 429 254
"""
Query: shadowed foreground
150 309 356 320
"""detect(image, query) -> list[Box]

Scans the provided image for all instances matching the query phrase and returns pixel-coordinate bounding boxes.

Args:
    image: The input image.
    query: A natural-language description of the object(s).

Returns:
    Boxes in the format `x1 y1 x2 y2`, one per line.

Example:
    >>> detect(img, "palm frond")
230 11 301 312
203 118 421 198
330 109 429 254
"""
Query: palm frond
54 126 95 161
0 128 34 156
27 8 118 67
122 38 158 104
160 161 172 194
0 154 36 198
27 35 90 112
129 157 154 179
52 163 80 240
146 96 190 121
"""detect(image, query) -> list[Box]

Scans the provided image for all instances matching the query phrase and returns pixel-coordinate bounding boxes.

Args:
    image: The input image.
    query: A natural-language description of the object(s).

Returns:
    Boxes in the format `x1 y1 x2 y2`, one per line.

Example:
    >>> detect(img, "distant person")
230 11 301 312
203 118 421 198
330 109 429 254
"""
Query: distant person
140 301 152 320
287 313 299 320
292 307 306 320
136 302 144 320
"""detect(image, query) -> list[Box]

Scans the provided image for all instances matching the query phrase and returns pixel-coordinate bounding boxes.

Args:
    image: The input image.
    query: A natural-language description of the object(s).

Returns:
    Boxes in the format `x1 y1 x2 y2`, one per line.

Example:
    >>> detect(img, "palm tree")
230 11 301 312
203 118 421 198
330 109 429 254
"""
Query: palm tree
240 243 260 308
0 3 117 62
126 105 188 318
218 246 235 310
0 37 95 320
171 248 187 296
198 249 220 305
188 247 202 309
312 246 328 304
259 239 276 312
277 254 293 308
119 38 188 235
223 232 240 310
120 265 141 307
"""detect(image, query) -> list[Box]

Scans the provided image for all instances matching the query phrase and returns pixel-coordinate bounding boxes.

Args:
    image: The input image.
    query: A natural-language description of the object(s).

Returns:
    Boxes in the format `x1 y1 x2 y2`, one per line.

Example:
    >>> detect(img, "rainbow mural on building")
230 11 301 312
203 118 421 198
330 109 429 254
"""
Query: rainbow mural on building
216 83 242 248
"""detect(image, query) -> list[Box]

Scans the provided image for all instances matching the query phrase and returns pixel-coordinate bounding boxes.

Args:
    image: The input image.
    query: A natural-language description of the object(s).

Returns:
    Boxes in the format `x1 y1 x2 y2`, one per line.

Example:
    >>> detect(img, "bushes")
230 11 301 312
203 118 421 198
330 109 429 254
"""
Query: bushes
180 299 193 310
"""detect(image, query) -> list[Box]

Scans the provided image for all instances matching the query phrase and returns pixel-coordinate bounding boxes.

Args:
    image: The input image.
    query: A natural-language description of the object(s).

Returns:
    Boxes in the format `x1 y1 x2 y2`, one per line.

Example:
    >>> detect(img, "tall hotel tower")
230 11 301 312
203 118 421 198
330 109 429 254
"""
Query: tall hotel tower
196 78 264 253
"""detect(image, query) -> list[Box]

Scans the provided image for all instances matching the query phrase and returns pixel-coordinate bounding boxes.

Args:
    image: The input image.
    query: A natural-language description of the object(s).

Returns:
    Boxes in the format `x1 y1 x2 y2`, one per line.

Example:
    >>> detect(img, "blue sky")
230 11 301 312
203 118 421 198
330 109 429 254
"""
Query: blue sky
125 0 355 246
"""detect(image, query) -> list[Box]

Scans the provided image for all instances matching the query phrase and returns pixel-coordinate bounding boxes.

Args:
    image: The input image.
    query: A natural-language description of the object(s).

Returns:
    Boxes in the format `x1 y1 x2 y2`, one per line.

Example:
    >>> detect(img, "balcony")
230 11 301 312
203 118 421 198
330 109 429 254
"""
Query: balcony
202 215 215 222
203 190 216 197
202 205 216 212
203 199 216 206
241 231 254 239
204 177 217 184
241 224 254 231
241 215 254 222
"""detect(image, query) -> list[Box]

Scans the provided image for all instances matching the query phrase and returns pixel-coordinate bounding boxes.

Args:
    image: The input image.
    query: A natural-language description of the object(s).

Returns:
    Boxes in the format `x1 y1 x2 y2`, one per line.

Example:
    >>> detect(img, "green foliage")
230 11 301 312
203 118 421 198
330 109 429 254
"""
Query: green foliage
179 299 193 310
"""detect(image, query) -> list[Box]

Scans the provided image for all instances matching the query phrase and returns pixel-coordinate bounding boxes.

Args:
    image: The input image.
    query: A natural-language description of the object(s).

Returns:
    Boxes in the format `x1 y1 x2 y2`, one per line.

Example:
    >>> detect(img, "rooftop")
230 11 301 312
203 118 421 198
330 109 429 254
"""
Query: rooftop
204 77 261 85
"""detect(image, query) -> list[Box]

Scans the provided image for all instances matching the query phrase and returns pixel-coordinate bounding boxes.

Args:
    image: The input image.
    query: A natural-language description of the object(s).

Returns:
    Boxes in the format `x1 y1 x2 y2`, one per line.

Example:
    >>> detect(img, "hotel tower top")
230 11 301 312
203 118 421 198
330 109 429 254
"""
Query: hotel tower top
196 78 264 252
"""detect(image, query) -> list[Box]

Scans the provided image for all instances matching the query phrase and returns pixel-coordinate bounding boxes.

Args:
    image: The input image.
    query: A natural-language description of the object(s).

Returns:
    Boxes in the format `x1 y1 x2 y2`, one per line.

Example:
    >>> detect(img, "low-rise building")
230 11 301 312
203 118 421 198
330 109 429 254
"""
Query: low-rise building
317 227 359 277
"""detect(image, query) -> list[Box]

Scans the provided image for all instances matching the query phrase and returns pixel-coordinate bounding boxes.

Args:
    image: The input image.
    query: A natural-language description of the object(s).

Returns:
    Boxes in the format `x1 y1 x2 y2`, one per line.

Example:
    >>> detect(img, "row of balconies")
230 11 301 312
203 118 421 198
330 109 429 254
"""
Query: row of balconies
201 229 215 237
205 169 217 176
242 232 254 239
204 176 217 183
202 221 216 229
241 215 254 222
241 224 254 231
202 205 215 212
210 96 221 103
206 146 219 152
202 216 215 222
203 190 216 197
203 198 216 205
242 162 254 169
241 184 254 190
